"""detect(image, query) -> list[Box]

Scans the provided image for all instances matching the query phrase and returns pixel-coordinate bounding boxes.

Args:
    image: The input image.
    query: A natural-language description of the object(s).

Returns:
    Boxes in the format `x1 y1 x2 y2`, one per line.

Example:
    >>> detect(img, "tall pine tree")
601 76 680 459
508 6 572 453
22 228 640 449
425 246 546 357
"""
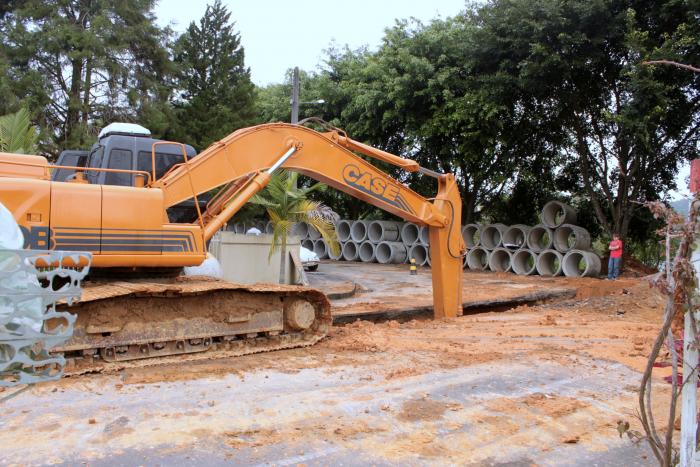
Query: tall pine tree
173 0 256 150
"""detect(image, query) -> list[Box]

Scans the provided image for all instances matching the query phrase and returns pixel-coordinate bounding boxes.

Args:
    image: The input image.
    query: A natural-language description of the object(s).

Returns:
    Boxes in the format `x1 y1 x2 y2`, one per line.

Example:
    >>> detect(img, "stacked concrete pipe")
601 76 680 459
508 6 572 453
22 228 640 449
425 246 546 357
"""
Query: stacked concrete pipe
488 248 513 272
462 224 481 248
313 239 329 259
342 241 360 261
368 220 402 243
336 220 352 242
466 247 490 270
552 224 591 252
541 200 577 229
536 249 563 276
480 223 507 249
502 224 530 249
401 223 420 246
350 220 369 243
358 241 377 262
526 224 553 253
409 243 429 266
562 250 601 277
376 242 408 264
511 249 537 275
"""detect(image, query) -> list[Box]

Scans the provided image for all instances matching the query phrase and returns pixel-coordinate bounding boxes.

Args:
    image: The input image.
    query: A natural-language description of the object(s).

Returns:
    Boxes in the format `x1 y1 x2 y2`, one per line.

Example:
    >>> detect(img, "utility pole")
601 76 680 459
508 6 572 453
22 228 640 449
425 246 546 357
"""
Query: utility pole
291 67 300 124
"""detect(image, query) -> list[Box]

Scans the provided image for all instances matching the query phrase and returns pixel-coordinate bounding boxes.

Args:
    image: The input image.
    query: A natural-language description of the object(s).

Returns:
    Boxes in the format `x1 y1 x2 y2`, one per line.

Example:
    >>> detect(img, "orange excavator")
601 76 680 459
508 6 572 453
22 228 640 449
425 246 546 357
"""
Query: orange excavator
0 121 464 373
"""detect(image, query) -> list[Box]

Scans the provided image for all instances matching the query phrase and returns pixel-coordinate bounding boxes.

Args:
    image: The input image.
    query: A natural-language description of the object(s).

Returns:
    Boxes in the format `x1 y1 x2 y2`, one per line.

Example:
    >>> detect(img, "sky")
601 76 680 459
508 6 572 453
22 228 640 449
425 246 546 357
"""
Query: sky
154 0 467 86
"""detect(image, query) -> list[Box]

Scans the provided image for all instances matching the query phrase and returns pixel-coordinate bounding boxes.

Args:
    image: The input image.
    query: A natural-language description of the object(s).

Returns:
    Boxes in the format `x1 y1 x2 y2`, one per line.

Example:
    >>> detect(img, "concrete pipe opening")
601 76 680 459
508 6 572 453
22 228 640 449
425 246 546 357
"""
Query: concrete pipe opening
328 241 343 260
342 241 360 261
536 249 563 276
358 241 377 262
512 249 538 275
526 224 553 252
265 221 274 234
350 221 368 242
376 242 408 264
426 247 432 267
401 223 420 245
292 222 309 238
368 220 402 243
409 244 429 266
462 224 482 248
313 239 329 259
301 239 315 251
488 248 512 272
541 201 577 229
552 224 591 253
308 226 322 240
562 250 601 278
419 226 430 245
502 225 531 249
466 247 490 270
481 224 507 249
336 220 352 242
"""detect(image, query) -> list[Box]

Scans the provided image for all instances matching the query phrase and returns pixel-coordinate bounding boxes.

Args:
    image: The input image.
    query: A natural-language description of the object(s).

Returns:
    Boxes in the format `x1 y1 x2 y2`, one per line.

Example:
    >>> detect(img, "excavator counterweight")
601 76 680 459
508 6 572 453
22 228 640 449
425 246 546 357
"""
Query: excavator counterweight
0 122 464 373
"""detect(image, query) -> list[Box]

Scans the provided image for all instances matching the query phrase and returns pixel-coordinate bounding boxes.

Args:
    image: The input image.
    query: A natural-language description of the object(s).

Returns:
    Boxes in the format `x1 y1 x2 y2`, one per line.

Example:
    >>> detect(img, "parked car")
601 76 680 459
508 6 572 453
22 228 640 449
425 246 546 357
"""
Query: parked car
300 246 320 272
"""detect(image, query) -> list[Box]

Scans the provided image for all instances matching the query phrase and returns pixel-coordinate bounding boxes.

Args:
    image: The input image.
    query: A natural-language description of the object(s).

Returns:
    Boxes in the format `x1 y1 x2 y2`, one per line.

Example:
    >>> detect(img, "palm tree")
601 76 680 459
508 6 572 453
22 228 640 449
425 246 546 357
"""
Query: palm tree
0 108 38 154
251 170 339 283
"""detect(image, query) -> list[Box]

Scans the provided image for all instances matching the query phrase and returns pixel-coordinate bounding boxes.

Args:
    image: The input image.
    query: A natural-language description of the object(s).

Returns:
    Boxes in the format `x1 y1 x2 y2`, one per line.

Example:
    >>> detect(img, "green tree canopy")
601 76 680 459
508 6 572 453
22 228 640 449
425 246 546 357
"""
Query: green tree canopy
1 0 174 153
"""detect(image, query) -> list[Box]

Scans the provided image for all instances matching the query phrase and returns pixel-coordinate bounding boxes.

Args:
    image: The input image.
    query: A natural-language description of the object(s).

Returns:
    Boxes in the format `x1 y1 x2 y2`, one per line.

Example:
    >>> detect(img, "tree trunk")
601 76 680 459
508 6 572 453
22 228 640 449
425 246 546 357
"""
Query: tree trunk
65 58 83 145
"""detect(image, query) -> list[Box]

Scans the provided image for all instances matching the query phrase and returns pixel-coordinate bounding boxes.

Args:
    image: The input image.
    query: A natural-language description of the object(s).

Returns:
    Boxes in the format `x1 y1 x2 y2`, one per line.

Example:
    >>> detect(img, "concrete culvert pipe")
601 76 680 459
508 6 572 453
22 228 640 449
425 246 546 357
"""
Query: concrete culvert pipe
376 242 408 264
409 244 429 266
313 239 329 259
350 220 369 242
292 222 309 238
342 241 360 261
426 247 432 267
488 248 513 272
526 224 553 252
368 220 402 243
308 225 322 240
502 224 530 249
301 239 315 251
419 226 430 245
562 250 601 278
552 224 591 253
541 201 577 229
358 241 377 262
336 220 352 242
466 247 490 270
481 223 507 249
328 241 343 260
536 249 564 276
265 221 274 234
462 224 482 248
401 223 420 245
512 249 538 275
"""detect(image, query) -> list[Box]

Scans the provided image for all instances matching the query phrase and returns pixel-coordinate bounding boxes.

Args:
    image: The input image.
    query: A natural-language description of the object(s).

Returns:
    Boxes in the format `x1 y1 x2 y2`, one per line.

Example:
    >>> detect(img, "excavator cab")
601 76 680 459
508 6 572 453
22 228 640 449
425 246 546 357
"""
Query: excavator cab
52 123 206 222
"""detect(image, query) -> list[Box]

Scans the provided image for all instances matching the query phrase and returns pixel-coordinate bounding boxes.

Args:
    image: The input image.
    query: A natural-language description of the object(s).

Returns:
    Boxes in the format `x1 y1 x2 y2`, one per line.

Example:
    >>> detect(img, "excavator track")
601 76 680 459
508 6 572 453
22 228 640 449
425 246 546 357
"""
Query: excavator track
49 276 331 376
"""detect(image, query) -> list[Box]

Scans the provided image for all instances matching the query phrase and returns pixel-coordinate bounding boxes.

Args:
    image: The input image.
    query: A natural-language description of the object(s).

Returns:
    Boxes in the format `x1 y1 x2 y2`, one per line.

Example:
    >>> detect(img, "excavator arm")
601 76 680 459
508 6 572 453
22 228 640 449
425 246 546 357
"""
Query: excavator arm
155 123 465 318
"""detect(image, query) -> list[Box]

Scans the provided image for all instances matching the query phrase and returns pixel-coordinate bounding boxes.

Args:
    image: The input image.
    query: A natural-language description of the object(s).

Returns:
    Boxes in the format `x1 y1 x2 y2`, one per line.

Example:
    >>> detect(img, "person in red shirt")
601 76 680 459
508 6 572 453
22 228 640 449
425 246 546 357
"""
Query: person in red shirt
607 233 623 280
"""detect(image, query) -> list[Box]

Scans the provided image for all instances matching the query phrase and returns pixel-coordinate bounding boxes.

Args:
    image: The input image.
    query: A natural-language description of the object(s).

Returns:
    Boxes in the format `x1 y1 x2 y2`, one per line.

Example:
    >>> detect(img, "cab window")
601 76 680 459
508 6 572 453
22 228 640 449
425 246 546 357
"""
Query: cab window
86 146 105 183
105 149 133 186
137 151 184 181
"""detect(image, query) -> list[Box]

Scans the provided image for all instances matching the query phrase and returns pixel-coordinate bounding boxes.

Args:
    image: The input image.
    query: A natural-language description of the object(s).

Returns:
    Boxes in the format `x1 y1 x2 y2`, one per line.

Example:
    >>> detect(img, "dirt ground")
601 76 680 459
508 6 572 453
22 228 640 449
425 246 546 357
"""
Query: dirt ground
0 264 681 466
